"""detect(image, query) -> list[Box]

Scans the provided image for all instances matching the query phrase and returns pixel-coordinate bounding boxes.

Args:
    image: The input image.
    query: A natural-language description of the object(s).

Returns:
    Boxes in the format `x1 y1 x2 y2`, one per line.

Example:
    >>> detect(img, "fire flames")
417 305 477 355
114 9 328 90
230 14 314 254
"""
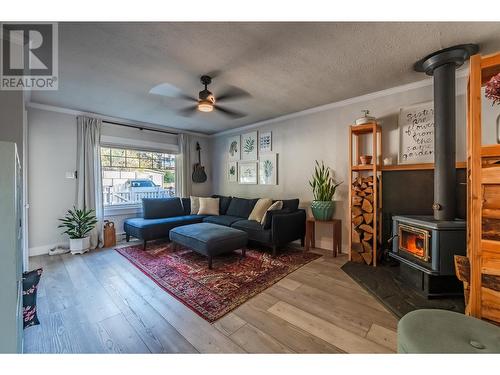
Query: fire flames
402 233 425 258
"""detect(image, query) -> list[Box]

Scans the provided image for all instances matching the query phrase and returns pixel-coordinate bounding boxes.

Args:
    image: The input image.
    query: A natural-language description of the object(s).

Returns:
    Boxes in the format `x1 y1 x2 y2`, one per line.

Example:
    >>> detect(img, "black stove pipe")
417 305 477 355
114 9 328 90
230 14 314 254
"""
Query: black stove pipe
414 44 478 221
433 63 457 220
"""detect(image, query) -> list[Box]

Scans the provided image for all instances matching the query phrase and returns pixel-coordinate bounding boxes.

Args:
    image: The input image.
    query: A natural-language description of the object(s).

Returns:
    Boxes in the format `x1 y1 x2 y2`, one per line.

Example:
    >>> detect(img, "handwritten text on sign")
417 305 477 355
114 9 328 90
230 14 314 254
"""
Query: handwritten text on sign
398 102 434 164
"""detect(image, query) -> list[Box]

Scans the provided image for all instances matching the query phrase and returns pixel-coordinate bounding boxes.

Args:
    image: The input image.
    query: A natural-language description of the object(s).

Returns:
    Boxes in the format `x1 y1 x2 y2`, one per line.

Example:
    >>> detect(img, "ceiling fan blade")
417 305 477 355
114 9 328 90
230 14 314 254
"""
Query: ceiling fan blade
215 105 247 119
205 70 221 79
216 85 252 102
178 105 198 117
149 83 197 101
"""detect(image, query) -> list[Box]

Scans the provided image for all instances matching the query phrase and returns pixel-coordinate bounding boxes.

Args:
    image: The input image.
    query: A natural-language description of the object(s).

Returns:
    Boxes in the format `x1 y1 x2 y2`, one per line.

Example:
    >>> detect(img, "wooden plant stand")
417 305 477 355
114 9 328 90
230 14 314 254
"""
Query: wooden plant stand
305 218 341 257
466 51 500 323
348 122 382 266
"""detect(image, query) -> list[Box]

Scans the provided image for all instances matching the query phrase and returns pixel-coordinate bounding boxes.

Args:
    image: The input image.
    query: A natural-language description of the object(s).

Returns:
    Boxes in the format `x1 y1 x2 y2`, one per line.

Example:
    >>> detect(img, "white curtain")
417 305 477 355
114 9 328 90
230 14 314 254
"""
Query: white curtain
176 133 192 197
76 115 103 249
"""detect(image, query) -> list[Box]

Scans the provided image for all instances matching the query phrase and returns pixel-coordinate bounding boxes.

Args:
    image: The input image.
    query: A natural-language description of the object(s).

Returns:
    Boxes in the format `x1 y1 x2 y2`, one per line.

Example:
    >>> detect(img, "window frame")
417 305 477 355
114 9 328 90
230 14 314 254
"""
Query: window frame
100 145 177 213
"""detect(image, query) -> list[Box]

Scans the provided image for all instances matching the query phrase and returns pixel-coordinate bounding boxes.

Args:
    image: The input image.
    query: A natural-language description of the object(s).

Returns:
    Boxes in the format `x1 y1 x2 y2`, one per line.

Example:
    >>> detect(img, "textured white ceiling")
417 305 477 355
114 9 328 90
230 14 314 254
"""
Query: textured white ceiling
31 22 500 134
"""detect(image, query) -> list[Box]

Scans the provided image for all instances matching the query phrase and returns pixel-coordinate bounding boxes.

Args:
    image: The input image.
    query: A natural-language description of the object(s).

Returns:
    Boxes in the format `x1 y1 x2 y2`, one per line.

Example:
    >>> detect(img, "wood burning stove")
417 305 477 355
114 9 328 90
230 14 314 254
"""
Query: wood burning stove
391 215 466 297
387 45 477 298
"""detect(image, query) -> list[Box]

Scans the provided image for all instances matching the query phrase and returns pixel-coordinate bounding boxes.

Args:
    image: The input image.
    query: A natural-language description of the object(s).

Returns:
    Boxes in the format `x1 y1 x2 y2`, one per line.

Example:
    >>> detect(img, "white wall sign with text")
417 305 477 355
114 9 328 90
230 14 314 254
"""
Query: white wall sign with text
398 102 434 164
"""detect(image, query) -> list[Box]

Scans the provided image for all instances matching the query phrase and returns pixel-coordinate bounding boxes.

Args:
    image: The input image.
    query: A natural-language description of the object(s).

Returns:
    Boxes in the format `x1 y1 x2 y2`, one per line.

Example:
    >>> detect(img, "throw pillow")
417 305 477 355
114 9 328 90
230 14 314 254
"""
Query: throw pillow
198 197 220 216
190 196 200 215
248 198 273 223
261 200 283 226
22 268 43 329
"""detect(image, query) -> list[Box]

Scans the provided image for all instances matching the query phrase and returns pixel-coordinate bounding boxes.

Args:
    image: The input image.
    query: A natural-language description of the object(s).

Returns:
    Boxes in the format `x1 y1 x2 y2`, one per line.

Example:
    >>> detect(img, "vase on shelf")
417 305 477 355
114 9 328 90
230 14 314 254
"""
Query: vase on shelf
311 200 335 221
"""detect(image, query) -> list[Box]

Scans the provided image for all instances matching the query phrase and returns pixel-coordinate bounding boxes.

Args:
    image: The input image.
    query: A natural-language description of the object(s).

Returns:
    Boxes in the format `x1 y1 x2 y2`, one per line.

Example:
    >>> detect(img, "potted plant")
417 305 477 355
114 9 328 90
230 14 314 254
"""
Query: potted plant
309 160 343 221
58 207 98 254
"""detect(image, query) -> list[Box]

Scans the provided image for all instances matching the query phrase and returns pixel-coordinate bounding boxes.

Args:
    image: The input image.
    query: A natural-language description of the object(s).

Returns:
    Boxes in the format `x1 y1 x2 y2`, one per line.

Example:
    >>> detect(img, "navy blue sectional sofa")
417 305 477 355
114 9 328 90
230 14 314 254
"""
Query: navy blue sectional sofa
123 196 306 256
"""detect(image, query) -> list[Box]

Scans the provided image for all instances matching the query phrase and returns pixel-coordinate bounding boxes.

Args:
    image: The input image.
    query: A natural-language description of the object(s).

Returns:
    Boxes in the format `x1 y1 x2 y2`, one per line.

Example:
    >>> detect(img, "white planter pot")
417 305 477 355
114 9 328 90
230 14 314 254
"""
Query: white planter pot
69 236 91 255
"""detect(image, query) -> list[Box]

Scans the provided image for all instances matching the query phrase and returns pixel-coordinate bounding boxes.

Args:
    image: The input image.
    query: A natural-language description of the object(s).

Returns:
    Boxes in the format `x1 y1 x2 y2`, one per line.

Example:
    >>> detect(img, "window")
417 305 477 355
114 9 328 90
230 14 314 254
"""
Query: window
101 146 176 207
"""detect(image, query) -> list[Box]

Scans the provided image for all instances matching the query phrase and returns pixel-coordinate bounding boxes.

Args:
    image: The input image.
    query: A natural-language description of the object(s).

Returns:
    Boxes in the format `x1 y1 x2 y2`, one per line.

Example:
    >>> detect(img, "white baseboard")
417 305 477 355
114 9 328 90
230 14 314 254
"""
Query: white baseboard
29 242 67 257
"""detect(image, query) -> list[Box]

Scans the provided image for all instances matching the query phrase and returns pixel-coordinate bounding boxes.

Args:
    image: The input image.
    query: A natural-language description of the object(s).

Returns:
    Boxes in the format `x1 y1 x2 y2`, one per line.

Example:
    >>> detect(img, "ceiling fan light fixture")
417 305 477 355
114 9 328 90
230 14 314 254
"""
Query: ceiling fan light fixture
197 99 214 113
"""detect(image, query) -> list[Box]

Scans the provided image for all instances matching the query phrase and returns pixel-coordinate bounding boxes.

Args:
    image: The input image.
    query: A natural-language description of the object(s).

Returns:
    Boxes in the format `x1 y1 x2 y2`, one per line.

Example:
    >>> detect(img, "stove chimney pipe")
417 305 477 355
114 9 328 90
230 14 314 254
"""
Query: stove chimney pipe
414 44 478 221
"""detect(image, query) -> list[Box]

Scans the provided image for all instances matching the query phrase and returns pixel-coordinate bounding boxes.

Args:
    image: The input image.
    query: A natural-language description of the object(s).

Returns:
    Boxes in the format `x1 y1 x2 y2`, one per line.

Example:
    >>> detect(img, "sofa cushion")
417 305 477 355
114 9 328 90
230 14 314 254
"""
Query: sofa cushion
261 200 283 226
142 198 184 219
181 197 191 215
198 197 220 216
226 197 259 218
248 198 273 222
203 215 243 227
190 196 201 214
231 219 272 244
125 215 205 229
124 215 206 241
281 199 299 212
212 195 232 215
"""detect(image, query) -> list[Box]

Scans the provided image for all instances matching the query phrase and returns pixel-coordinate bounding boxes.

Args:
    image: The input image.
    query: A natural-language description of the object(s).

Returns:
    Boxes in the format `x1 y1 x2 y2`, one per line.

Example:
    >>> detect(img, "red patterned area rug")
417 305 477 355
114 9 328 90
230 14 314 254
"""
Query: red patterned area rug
116 241 320 322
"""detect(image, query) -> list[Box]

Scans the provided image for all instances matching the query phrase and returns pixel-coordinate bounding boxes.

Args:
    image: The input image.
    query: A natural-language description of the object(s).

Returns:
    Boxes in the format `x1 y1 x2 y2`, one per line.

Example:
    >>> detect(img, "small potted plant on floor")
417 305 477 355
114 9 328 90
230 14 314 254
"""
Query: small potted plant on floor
309 160 343 221
58 207 98 254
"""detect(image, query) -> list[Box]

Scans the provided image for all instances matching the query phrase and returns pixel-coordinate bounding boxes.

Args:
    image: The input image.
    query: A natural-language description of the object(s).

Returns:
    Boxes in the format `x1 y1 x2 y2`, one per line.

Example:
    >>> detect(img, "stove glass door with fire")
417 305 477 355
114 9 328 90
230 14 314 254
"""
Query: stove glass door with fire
398 224 431 262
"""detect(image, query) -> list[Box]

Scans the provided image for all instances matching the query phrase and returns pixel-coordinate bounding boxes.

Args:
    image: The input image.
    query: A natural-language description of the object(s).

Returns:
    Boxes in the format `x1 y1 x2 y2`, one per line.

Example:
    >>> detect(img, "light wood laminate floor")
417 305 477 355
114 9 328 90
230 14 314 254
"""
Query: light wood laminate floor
24 244 398 353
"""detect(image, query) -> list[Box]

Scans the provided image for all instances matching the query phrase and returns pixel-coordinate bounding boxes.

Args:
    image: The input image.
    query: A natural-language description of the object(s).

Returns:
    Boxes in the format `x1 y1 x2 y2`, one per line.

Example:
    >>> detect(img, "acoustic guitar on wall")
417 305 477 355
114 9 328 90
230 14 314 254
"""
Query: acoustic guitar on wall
192 142 207 183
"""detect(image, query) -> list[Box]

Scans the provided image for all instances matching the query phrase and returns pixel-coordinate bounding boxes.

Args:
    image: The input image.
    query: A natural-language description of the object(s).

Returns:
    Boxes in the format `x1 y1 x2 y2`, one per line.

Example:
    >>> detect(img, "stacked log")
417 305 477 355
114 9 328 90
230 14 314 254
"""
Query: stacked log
351 175 377 264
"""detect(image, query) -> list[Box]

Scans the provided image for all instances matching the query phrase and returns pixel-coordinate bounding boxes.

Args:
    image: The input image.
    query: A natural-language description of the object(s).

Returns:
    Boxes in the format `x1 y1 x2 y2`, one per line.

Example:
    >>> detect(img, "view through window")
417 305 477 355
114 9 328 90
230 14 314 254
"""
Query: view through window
101 146 176 206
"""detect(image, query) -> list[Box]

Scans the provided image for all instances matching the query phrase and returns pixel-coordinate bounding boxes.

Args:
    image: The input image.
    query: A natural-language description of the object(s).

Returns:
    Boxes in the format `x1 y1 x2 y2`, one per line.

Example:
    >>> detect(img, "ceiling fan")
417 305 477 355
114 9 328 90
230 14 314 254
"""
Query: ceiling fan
150 75 251 119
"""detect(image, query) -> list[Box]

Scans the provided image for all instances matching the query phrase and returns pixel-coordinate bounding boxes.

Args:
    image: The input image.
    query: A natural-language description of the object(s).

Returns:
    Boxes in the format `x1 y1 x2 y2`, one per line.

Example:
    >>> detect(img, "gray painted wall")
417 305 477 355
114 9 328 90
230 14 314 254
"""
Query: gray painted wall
211 76 484 252
28 108 78 253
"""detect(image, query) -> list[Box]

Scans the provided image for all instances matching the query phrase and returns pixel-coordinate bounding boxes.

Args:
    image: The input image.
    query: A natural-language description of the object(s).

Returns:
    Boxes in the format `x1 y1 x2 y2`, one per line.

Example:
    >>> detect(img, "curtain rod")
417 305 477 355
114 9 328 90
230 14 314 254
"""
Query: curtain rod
103 120 179 136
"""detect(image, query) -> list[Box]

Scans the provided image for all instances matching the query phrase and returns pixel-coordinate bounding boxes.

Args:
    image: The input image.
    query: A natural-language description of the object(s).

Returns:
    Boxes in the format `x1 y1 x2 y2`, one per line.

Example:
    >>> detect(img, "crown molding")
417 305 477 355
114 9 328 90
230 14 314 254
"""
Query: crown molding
212 68 469 138
26 102 210 138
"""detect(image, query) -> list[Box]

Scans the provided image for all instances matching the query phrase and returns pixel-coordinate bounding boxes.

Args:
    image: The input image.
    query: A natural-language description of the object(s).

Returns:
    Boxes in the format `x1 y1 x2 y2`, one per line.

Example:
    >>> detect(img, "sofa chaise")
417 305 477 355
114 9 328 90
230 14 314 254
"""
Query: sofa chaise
123 195 306 256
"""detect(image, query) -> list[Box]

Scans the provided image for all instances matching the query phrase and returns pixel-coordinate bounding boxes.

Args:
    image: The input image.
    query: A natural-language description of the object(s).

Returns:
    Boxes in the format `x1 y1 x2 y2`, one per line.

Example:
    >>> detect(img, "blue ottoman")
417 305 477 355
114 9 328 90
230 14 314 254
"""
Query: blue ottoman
398 309 500 353
169 223 248 269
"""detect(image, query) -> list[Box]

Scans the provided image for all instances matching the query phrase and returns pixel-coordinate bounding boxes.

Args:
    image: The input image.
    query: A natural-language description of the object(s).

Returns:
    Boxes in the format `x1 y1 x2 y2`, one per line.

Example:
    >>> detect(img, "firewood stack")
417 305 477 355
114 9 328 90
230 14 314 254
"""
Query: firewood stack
351 175 378 265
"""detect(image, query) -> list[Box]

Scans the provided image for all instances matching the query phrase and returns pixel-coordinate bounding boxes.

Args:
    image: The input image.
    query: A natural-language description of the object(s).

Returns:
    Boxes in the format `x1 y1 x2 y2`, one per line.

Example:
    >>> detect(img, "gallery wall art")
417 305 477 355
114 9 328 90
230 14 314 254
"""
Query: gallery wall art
227 161 238 182
238 161 258 184
227 135 240 161
226 131 279 186
259 154 277 185
241 131 258 161
259 131 272 153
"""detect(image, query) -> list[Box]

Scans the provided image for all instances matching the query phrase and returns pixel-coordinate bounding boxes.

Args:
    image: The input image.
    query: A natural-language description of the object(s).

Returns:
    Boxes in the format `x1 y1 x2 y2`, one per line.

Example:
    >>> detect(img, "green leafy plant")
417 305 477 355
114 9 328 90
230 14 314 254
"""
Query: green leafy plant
58 207 98 239
243 138 255 154
163 170 175 184
309 160 343 201
229 165 236 176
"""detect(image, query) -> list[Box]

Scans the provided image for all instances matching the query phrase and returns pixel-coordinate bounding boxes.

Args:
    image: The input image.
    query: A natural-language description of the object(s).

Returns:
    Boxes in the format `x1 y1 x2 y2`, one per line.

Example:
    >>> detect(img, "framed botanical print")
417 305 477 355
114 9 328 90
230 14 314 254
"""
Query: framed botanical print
227 161 238 183
227 135 240 161
259 131 272 153
259 154 277 185
241 131 258 160
238 162 258 184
